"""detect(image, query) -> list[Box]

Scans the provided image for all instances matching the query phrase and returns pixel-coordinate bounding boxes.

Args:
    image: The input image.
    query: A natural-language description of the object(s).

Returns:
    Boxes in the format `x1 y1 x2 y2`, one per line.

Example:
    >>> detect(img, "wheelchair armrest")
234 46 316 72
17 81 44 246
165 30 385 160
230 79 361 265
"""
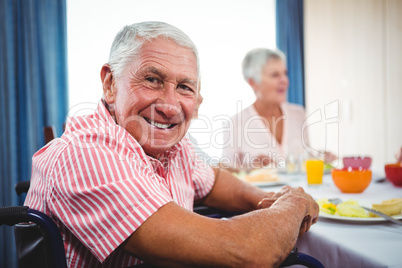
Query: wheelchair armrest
0 206 68 268
295 252 325 268
193 205 242 218
0 206 29 226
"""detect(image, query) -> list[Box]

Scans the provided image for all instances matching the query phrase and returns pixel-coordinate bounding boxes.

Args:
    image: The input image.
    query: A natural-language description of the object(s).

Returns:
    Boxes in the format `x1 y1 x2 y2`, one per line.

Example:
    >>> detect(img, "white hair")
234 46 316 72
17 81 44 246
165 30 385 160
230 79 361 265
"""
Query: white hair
242 48 286 84
108 21 200 80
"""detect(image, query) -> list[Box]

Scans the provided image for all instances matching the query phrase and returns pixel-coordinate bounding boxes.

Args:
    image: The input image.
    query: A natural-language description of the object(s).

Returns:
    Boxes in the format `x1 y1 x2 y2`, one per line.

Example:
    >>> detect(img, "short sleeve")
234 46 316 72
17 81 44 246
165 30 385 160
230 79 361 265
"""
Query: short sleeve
48 142 172 262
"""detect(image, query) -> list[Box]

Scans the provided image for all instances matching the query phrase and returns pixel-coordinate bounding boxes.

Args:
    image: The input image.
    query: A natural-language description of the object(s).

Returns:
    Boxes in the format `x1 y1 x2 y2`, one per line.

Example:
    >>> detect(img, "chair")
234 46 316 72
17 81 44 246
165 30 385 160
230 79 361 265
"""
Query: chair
15 181 31 196
0 206 67 268
194 205 325 268
43 125 57 144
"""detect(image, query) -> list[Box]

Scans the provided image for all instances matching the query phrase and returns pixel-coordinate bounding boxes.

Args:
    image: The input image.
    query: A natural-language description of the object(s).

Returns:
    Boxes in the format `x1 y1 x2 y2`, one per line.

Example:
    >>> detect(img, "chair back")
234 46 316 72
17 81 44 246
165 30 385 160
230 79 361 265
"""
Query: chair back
15 180 31 196
43 126 56 144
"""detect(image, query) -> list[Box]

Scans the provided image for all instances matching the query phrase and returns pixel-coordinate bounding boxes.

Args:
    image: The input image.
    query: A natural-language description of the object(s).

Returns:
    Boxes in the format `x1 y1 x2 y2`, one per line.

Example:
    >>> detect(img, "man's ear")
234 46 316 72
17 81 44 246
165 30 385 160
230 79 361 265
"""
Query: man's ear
101 64 115 104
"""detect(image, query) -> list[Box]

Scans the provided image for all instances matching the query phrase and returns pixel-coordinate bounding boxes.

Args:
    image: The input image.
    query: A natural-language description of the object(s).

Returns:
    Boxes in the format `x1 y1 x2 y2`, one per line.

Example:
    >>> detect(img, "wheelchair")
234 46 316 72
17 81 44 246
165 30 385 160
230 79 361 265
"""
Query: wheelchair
1 204 324 268
0 206 67 268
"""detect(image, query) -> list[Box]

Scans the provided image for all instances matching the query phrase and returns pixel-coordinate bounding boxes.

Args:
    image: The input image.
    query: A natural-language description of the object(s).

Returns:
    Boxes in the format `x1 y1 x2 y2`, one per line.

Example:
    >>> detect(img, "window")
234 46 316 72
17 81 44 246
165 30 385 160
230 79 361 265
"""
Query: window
67 0 276 157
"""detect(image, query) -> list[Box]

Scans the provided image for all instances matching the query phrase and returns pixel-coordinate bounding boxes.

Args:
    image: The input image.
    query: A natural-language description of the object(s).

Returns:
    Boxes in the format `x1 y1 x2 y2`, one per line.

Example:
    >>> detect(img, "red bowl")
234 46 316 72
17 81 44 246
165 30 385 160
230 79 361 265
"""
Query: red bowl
343 156 372 169
385 163 402 187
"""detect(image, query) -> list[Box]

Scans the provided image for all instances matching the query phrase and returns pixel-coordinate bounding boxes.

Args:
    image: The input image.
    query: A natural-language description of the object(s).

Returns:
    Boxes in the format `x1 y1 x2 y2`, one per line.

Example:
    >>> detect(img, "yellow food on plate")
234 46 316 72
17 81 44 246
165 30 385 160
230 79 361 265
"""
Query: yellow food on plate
336 200 368 218
317 198 402 218
371 198 402 216
316 198 368 218
316 198 337 215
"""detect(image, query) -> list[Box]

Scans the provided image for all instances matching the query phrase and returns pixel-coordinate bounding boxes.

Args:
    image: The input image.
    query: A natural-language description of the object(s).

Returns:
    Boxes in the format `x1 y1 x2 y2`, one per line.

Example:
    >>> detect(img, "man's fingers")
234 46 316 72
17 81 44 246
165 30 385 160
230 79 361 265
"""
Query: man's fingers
299 215 312 237
257 198 275 209
312 215 319 224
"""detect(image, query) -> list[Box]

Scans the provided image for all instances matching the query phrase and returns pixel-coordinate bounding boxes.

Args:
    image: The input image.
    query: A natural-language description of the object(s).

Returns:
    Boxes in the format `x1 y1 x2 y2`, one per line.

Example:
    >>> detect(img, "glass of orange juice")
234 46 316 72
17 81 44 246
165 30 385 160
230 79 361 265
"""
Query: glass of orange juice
306 159 324 185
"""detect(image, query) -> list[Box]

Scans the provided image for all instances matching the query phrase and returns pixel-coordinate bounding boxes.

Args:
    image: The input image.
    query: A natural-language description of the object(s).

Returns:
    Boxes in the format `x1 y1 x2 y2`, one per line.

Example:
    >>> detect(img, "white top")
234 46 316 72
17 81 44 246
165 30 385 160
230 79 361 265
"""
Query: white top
221 102 309 169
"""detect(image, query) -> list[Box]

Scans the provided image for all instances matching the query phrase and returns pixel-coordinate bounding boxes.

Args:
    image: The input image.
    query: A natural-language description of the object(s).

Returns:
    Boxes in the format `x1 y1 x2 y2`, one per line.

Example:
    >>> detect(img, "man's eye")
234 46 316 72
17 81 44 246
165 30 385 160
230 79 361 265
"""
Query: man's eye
178 84 194 93
145 77 163 89
145 77 160 83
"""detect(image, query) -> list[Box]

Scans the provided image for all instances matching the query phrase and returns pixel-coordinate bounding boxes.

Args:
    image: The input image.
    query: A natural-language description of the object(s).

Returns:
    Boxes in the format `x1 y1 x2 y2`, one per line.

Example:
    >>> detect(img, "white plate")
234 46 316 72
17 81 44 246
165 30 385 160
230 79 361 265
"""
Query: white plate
319 212 402 222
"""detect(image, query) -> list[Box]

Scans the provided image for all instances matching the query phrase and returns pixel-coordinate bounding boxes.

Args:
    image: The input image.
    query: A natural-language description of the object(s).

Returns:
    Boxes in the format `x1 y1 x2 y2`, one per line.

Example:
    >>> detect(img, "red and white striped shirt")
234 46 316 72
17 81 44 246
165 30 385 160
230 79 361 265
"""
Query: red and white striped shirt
24 101 215 267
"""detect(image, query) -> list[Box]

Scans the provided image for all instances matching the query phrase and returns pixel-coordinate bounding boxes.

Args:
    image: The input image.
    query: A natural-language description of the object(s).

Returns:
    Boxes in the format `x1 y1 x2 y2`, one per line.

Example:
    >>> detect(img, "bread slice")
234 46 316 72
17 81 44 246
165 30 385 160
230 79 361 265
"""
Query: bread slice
371 198 402 216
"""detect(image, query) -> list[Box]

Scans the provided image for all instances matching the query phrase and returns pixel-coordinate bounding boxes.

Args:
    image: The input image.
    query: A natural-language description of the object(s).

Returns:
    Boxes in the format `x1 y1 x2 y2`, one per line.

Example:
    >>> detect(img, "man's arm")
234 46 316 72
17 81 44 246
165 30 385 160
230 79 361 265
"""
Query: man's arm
198 167 275 212
200 168 317 235
123 170 318 267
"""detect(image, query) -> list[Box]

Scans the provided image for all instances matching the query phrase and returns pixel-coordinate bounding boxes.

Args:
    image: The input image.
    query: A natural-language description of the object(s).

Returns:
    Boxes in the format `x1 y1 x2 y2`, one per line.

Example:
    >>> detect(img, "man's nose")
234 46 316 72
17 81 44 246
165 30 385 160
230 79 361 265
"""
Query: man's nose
155 85 182 118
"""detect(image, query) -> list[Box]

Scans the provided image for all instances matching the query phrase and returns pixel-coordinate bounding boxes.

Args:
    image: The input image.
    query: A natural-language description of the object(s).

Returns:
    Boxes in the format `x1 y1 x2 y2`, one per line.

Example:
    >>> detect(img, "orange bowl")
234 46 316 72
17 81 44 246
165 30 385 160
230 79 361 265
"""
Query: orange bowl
385 163 402 187
331 168 372 193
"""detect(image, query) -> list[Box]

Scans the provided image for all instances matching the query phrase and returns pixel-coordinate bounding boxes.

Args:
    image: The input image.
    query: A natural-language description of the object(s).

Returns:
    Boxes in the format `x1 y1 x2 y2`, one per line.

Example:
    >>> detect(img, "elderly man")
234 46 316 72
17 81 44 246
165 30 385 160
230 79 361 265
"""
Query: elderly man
24 21 318 267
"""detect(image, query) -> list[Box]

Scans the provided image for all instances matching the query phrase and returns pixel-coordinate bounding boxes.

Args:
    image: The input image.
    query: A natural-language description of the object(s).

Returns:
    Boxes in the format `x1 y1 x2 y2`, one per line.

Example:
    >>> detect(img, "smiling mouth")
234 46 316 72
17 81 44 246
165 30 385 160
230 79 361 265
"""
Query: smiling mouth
144 117 177 129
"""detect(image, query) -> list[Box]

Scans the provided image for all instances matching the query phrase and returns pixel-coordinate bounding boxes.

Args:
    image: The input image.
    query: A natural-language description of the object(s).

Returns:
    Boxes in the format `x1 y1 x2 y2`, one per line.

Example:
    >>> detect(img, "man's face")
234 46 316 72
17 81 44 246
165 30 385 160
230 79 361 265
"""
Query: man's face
103 37 198 158
193 88 203 119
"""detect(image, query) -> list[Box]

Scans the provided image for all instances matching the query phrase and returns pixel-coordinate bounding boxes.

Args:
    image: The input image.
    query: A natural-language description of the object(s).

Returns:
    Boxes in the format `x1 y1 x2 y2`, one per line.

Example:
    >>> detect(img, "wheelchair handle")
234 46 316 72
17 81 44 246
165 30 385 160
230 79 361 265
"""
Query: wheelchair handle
0 206 29 226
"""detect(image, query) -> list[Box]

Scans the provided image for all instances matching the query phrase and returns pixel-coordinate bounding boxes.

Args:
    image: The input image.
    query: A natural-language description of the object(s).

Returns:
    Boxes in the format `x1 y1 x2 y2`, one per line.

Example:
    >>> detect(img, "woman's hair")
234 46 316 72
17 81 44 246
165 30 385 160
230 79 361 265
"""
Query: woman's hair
242 48 286 84
108 21 199 80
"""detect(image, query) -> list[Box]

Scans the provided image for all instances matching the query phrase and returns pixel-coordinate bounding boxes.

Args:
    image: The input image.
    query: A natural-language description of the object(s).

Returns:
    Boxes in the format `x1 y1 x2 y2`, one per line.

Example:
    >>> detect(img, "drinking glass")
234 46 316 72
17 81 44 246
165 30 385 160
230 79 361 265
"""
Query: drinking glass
306 159 324 185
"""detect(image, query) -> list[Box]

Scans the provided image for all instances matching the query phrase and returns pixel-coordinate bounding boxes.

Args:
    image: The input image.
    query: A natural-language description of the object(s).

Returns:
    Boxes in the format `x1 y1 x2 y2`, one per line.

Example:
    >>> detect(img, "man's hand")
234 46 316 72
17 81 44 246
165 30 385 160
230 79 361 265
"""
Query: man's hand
256 186 319 237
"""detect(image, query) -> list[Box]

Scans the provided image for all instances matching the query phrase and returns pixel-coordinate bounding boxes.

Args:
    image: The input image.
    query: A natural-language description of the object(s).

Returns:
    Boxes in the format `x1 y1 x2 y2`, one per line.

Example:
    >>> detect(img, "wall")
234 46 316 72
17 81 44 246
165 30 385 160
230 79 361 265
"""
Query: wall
304 0 402 168
384 0 402 166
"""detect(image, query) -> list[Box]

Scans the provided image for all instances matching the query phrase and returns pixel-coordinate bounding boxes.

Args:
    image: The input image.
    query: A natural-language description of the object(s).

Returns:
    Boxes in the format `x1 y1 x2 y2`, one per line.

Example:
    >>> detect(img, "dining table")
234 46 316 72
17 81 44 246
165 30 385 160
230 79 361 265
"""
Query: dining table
259 167 402 268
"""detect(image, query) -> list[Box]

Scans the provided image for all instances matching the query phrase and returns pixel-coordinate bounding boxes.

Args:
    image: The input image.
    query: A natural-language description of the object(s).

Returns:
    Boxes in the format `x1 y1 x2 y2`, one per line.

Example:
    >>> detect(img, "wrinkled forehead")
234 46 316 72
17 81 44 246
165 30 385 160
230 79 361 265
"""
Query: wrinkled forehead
137 36 200 82
135 37 200 92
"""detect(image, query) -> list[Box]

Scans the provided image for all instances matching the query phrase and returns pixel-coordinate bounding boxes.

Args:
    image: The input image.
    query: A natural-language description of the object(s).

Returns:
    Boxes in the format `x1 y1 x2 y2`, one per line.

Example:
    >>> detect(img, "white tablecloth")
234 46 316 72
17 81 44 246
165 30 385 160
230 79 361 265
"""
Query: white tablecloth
263 169 402 268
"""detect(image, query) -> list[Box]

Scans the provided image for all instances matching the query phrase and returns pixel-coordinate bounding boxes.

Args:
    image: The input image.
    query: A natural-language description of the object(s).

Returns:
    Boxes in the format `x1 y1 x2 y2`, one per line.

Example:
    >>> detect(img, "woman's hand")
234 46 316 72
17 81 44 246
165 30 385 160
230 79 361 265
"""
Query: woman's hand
324 151 338 163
